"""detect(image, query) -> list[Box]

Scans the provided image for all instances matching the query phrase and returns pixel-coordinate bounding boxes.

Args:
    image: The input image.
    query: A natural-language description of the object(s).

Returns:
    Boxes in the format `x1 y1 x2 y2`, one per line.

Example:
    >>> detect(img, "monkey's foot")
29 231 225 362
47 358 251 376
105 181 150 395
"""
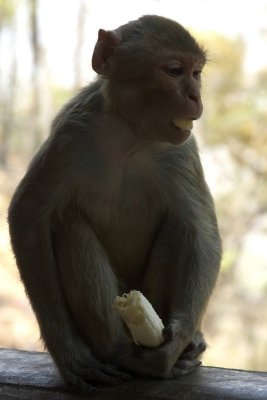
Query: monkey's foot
63 363 132 394
172 358 202 377
179 331 207 360
173 330 206 376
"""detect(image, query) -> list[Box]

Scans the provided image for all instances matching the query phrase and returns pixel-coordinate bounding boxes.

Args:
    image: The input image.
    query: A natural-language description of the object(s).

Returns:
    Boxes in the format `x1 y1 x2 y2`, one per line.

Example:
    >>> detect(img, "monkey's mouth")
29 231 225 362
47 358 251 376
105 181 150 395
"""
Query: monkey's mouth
172 118 193 132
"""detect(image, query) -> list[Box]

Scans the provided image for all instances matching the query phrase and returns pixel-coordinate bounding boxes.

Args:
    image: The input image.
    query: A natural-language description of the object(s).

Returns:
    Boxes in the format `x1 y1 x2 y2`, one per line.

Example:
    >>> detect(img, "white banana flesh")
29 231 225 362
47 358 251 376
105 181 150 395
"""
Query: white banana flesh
113 290 165 347
173 118 193 131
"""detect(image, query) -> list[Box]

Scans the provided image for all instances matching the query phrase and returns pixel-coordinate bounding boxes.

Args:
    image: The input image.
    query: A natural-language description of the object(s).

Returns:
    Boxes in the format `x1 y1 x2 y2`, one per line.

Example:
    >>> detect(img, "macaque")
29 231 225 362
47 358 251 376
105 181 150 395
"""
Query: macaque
8 15 222 393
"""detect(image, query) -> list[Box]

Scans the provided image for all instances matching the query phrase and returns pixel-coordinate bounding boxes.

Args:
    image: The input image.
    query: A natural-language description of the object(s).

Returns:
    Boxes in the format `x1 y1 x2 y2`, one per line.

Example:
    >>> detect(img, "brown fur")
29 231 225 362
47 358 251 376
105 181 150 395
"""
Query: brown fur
8 15 221 393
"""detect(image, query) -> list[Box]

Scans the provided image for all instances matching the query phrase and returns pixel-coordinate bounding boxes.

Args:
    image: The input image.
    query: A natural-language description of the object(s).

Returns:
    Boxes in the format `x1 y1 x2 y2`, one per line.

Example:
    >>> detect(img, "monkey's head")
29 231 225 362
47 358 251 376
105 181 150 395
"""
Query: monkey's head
92 15 206 145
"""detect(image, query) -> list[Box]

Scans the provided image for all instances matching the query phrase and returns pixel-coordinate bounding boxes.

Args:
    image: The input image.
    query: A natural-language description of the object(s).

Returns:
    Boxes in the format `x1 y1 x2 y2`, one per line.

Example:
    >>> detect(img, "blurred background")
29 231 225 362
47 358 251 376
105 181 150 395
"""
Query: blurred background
0 0 267 371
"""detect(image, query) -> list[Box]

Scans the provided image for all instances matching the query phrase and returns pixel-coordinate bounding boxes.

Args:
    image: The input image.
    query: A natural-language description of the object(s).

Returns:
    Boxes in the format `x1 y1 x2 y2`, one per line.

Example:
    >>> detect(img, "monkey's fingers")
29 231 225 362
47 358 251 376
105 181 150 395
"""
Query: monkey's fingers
162 319 186 343
98 364 133 382
76 364 132 385
179 331 207 361
63 371 98 395
169 359 202 379
162 326 174 342
180 342 206 361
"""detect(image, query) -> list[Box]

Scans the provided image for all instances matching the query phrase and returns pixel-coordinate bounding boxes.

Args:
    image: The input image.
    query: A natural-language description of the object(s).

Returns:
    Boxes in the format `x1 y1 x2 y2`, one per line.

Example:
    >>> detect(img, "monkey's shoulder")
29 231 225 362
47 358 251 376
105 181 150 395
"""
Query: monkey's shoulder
51 79 104 134
151 136 202 178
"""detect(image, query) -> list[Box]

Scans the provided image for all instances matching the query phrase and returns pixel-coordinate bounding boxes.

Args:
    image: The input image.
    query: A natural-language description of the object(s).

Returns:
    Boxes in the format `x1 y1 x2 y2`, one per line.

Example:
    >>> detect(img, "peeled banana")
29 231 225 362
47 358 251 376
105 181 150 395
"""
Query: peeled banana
113 290 165 347
173 118 193 131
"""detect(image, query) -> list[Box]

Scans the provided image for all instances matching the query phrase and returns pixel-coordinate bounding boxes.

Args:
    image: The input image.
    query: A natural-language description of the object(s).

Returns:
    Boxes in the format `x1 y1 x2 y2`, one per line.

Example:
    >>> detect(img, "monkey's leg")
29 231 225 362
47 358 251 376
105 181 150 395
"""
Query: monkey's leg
137 214 220 378
53 209 131 389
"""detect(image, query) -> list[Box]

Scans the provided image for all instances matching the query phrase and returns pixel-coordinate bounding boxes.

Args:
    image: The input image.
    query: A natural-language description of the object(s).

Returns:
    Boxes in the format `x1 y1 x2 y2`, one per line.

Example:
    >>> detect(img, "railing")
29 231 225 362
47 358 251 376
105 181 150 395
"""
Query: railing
0 348 266 399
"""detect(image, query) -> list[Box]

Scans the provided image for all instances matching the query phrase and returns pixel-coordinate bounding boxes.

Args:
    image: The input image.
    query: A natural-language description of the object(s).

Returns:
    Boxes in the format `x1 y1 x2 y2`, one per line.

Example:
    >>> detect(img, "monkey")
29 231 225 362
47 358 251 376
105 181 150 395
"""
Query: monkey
8 15 222 393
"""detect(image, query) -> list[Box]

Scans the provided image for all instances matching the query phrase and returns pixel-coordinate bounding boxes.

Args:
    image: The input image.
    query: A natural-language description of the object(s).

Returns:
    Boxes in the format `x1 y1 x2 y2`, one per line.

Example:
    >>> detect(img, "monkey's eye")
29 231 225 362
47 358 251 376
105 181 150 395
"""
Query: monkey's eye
193 70 202 80
164 65 183 77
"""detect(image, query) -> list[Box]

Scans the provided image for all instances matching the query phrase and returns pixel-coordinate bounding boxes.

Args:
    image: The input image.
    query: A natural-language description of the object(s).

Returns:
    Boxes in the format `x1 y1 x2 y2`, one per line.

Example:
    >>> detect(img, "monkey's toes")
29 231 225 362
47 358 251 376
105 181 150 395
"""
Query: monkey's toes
170 359 202 378
162 326 174 342
100 364 133 382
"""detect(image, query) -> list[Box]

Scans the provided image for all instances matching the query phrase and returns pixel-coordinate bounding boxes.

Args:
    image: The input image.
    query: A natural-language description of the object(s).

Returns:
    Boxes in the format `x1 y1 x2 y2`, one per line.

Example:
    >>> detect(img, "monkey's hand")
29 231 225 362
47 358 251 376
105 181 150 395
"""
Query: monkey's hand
162 322 206 376
114 328 198 379
175 330 207 372
113 293 202 378
119 321 204 379
115 340 184 379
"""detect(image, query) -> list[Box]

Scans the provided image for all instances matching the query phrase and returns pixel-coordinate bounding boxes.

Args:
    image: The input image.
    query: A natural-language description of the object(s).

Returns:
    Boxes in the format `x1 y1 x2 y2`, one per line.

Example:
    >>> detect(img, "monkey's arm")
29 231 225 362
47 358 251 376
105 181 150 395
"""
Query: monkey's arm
8 157 83 370
8 141 130 391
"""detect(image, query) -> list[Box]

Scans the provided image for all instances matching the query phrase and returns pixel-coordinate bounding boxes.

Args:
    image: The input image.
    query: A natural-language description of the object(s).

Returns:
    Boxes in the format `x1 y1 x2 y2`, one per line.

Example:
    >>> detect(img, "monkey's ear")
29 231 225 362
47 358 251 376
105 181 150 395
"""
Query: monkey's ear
92 29 121 74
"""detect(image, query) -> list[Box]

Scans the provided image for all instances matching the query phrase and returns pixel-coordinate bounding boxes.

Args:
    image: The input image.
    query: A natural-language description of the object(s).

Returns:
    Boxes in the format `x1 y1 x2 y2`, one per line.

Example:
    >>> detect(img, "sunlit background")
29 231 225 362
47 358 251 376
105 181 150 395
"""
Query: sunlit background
0 0 267 371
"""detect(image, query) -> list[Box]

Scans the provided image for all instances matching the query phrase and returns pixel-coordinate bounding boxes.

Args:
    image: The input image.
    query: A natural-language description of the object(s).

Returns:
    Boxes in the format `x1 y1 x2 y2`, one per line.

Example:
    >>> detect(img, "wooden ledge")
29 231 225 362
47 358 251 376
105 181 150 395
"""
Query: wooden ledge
0 348 266 399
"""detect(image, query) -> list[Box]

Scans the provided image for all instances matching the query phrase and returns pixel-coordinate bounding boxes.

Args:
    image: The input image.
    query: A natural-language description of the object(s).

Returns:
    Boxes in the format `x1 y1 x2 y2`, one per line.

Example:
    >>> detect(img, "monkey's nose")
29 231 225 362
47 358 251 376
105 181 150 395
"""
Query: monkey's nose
189 94 199 103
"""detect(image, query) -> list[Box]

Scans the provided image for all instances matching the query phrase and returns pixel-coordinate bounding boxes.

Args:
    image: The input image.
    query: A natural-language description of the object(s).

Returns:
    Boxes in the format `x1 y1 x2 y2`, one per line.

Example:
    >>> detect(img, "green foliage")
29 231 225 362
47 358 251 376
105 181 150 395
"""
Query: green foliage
51 86 74 111
200 32 267 176
0 0 17 26
221 250 238 272
198 32 267 278
203 33 245 95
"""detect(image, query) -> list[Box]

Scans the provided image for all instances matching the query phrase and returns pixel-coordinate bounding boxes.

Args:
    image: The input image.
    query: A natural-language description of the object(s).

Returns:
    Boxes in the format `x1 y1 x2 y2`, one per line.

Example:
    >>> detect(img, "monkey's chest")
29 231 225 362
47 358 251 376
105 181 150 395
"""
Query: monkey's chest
87 171 167 283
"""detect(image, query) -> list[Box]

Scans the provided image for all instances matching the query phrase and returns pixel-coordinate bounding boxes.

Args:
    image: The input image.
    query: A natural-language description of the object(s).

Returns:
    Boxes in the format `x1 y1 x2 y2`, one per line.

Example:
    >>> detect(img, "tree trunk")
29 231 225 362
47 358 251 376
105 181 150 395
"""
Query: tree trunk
73 0 87 90
29 0 42 150
0 2 17 166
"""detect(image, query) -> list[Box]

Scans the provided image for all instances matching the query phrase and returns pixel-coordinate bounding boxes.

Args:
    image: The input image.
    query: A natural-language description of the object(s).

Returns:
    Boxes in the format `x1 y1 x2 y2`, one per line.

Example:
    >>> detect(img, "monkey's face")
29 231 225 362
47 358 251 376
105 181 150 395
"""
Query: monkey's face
148 52 204 145
107 52 205 146
92 20 206 146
